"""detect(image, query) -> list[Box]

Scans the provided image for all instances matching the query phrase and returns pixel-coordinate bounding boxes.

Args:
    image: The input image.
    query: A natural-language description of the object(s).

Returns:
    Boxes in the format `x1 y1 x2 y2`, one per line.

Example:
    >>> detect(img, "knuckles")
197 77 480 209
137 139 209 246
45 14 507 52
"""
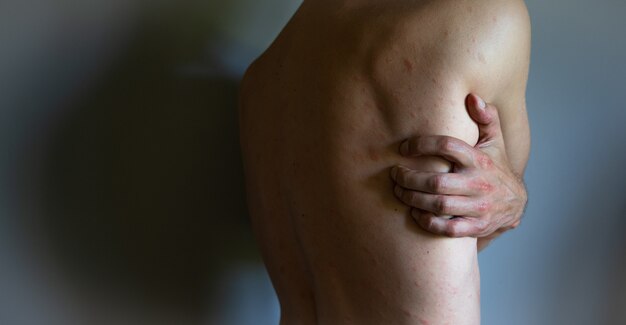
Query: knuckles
476 153 495 169
415 213 440 234
474 220 489 233
476 200 492 213
428 174 447 193
397 169 410 186
437 136 457 152
444 227 458 237
402 189 419 206
472 178 494 194
434 196 452 215
421 215 437 232
446 222 466 237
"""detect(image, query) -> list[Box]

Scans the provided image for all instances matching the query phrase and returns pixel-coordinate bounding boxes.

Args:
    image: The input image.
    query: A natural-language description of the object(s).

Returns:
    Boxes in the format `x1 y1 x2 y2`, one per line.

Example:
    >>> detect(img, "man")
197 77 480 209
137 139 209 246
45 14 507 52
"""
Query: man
239 0 530 323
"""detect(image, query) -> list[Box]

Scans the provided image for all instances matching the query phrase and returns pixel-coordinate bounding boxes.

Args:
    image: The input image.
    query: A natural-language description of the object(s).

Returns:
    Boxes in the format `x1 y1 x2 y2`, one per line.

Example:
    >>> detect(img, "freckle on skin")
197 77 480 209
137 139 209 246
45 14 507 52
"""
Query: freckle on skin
403 58 414 72
369 149 380 161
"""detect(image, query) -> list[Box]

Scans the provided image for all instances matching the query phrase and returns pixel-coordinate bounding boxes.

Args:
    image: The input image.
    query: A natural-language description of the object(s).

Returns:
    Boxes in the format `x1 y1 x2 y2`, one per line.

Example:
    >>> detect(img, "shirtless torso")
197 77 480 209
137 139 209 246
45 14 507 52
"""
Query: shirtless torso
239 0 530 324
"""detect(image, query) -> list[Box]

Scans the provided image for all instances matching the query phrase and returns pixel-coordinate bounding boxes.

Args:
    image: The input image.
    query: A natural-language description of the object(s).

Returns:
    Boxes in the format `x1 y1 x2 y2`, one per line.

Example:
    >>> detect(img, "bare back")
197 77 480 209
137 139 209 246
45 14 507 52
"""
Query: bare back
239 0 530 324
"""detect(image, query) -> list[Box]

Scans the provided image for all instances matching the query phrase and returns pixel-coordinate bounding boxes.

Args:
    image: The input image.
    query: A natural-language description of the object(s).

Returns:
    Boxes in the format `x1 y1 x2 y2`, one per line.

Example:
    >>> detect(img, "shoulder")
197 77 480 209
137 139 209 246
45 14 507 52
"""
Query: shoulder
417 0 531 95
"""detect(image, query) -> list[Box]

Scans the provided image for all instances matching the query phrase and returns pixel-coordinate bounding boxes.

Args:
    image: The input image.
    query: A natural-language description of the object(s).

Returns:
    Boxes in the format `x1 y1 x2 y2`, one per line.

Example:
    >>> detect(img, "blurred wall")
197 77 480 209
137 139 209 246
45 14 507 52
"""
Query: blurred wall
0 0 624 324
0 0 291 324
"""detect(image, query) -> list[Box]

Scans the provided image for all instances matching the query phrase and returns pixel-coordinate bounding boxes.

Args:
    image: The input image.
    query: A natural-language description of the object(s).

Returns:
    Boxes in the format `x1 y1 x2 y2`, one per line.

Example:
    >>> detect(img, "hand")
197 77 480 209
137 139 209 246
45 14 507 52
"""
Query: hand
390 94 528 239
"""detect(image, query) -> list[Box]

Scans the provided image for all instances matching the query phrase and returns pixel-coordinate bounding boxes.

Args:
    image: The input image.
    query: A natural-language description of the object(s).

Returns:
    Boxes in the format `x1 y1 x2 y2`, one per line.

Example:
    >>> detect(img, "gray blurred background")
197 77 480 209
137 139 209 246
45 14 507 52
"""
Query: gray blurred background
0 0 624 324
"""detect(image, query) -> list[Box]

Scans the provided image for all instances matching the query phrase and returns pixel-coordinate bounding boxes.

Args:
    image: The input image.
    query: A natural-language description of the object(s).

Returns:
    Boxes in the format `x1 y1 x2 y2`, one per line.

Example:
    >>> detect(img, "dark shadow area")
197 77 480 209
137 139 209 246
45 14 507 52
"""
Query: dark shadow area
34 3 259 322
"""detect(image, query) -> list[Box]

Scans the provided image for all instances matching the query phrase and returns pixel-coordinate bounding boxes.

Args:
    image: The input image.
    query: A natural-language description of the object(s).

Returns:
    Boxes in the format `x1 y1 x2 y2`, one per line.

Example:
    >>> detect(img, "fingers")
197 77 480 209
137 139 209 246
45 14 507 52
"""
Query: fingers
394 185 485 217
465 93 492 124
465 93 505 148
411 210 491 238
400 135 477 168
391 165 482 195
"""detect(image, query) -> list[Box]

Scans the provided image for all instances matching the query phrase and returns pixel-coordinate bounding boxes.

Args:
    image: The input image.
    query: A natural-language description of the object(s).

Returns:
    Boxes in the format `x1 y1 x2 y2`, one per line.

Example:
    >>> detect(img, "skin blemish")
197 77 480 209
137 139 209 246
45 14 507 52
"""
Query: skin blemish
403 58 414 72
420 319 431 325
368 148 380 161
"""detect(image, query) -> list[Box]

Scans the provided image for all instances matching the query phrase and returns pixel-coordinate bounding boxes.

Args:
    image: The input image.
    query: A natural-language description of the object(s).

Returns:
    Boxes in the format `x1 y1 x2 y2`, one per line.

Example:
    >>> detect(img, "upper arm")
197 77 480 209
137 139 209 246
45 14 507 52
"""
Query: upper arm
436 0 532 175
483 0 531 176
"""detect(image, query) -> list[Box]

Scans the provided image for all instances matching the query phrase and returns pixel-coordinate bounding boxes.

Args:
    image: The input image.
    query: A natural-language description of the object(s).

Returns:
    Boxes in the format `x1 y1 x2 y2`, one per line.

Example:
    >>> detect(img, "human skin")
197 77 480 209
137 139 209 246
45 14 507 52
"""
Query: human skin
239 0 530 323
392 93 528 251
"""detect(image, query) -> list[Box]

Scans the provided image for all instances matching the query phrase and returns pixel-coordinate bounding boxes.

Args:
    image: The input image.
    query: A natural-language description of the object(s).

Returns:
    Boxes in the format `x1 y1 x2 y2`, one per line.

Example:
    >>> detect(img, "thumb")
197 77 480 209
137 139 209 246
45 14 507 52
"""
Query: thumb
466 93 505 149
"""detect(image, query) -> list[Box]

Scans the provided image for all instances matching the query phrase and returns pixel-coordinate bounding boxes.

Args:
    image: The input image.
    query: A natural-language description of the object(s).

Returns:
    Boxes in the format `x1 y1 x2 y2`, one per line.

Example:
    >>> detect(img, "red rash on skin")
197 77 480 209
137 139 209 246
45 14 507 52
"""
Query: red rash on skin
477 154 494 169
420 319 430 325
471 179 494 193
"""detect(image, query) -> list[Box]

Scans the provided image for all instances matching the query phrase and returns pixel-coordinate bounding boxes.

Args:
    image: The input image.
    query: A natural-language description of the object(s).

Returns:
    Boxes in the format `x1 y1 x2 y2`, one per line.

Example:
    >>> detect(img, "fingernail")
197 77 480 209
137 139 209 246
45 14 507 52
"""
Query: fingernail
390 166 399 180
476 96 486 110
400 141 409 155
